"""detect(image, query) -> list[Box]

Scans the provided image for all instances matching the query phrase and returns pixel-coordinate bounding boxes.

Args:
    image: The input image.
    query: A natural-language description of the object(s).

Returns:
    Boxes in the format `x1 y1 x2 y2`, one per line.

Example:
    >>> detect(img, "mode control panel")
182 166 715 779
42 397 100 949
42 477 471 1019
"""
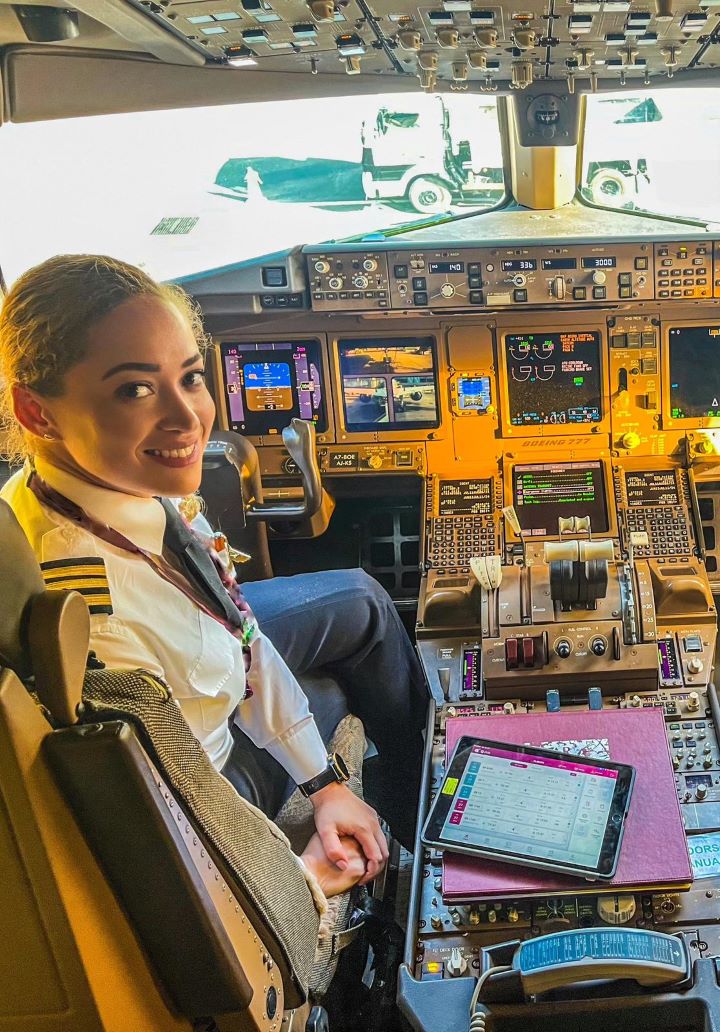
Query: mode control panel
388 249 485 309
654 241 712 300
480 242 654 306
308 241 659 311
309 250 390 311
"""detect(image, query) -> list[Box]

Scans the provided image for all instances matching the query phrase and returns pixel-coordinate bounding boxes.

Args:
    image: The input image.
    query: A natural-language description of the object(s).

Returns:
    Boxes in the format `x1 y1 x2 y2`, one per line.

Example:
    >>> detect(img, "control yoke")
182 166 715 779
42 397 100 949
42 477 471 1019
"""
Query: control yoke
221 419 324 522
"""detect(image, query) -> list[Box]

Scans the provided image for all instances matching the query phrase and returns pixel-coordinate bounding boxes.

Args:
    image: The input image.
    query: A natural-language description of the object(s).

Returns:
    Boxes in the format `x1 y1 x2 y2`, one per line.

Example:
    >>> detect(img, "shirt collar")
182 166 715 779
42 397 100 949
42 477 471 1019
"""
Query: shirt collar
34 458 167 556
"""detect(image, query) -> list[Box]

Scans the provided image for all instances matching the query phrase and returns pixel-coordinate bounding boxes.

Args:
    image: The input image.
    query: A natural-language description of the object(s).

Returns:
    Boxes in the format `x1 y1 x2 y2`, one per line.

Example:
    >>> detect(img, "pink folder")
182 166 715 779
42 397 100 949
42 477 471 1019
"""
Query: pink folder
442 708 692 901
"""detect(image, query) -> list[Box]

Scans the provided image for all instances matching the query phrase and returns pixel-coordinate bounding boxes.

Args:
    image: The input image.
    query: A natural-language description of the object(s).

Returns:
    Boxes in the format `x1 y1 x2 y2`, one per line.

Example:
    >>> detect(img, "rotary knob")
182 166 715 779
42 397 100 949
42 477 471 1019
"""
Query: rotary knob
555 639 572 659
592 270 607 285
697 782 709 798
314 259 330 274
621 431 641 451
362 258 378 272
352 275 369 290
696 438 714 455
367 454 383 470
447 948 468 977
440 283 456 298
328 276 343 290
551 275 566 299
512 274 527 287
597 894 636 925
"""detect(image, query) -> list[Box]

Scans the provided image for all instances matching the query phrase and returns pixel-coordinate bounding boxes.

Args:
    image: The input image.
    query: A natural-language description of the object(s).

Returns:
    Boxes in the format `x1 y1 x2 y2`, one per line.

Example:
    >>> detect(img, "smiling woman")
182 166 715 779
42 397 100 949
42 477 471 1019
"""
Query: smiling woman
12 293 216 499
0 253 414 904
0 254 212 483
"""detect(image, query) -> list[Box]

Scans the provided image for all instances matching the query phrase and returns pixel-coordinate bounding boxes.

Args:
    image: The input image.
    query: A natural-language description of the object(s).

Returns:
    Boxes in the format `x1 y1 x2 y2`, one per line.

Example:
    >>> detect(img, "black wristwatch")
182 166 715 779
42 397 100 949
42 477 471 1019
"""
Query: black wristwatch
299 752 350 797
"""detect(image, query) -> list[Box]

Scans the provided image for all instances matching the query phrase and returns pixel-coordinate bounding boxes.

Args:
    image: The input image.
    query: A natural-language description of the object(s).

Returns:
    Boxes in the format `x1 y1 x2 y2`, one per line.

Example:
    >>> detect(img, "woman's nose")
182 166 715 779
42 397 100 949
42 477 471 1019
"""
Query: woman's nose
158 391 201 431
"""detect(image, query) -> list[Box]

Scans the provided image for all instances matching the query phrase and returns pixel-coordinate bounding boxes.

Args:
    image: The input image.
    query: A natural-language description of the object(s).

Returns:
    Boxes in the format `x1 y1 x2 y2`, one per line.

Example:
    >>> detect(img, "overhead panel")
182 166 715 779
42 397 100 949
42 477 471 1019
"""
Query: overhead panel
136 0 720 88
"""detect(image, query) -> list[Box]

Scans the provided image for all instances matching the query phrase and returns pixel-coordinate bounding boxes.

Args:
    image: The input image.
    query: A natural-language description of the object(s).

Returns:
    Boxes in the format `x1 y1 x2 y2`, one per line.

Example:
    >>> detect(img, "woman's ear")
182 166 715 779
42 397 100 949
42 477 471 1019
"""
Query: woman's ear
11 384 61 441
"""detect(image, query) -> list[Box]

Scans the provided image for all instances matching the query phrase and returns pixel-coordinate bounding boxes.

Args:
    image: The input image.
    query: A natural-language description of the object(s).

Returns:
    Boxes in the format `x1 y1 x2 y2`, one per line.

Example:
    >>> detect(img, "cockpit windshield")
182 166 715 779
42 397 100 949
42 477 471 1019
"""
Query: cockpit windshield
0 92 504 285
580 87 720 226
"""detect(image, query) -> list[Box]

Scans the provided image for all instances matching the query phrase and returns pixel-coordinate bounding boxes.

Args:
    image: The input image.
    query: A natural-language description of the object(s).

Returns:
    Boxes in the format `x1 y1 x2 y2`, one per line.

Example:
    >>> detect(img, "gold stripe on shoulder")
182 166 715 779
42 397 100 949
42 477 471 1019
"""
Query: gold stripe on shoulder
41 556 106 572
42 570 109 585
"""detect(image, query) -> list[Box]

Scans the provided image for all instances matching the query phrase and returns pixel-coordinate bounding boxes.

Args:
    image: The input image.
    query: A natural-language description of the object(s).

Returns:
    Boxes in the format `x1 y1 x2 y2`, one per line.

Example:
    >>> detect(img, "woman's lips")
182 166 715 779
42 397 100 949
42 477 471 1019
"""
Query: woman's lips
145 443 199 468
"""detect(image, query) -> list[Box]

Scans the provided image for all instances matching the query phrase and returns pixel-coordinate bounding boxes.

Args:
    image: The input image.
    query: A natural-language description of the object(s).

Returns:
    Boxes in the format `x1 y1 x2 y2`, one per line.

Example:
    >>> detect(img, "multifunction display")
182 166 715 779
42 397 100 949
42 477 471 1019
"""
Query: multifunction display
438 479 493 517
626 470 680 507
338 337 439 432
513 461 609 536
669 326 720 419
219 339 327 436
504 331 602 426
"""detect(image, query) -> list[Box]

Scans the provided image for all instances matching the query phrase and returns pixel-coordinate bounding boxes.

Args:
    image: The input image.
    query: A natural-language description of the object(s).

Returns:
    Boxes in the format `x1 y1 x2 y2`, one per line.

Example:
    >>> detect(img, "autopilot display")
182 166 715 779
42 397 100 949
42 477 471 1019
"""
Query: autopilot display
504 330 602 426
218 339 327 435
668 325 720 419
513 461 610 536
337 337 439 432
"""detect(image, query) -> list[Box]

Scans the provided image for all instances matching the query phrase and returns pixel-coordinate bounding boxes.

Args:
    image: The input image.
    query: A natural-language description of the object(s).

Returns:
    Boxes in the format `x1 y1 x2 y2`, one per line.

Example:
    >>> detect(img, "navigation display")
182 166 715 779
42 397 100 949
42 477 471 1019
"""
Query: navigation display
626 470 679 507
438 479 493 517
669 326 720 419
338 337 439 432
504 331 602 426
513 461 609 535
219 339 327 435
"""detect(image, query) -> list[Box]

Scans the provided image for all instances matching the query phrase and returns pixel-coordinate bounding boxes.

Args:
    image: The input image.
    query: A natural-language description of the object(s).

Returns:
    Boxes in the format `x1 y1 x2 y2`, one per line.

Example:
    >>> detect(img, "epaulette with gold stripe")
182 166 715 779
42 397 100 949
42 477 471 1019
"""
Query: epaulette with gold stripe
40 557 113 615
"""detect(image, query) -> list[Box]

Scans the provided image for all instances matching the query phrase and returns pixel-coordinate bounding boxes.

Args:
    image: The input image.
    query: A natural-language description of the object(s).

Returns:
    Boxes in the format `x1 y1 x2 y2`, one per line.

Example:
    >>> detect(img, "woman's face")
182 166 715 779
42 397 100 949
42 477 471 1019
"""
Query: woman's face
35 295 215 497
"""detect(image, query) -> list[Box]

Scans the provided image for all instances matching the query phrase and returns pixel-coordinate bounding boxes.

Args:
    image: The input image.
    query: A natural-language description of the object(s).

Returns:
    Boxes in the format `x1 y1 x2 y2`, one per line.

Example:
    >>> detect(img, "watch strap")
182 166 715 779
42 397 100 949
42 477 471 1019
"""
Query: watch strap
299 753 350 797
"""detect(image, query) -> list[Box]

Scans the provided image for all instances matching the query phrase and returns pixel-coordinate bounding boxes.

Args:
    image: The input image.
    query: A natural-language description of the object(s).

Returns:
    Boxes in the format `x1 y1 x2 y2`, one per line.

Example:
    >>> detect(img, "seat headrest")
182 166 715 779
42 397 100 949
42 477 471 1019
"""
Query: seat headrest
0 499 46 677
0 499 89 724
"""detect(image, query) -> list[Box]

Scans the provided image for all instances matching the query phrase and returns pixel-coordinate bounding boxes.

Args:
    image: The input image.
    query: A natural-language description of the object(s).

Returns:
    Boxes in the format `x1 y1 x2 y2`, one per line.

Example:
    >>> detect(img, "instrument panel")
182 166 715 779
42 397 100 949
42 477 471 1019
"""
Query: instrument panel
307 240 718 313
208 235 720 1029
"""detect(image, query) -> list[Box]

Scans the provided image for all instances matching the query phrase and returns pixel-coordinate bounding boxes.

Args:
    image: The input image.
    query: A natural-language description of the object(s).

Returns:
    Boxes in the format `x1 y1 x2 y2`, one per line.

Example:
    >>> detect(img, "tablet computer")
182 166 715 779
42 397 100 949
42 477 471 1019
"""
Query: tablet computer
422 736 635 880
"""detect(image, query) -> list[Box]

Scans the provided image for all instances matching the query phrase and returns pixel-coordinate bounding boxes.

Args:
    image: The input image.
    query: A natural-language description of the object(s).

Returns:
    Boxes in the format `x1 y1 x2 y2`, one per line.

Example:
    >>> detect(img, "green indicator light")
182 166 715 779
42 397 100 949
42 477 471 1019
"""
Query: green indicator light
574 377 584 385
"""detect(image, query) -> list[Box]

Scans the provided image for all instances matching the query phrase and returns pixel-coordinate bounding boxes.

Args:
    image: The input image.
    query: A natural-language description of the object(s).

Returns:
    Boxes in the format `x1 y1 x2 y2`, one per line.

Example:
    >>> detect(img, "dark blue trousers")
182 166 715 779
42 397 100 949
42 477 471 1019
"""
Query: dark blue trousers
222 569 428 846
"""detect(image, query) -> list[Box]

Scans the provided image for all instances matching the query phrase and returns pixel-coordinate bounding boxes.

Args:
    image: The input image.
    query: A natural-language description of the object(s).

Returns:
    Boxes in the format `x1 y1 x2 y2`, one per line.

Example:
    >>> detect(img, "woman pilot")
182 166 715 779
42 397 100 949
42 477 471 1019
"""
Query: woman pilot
0 254 428 893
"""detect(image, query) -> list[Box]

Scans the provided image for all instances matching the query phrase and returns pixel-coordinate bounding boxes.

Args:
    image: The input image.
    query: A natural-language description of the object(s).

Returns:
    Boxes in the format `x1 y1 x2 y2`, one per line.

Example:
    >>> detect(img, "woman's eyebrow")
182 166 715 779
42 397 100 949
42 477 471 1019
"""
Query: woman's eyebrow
101 353 202 380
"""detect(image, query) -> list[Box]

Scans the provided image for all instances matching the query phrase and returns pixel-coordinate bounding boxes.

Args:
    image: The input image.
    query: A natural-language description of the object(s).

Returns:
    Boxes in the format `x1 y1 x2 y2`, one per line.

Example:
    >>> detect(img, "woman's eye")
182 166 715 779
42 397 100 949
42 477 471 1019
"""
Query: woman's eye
117 382 153 400
183 369 206 389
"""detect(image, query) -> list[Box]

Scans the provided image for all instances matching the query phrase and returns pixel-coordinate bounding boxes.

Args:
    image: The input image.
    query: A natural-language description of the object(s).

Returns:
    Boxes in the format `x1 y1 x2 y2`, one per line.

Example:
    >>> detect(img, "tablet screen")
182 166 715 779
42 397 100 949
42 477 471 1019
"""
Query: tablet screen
423 737 635 879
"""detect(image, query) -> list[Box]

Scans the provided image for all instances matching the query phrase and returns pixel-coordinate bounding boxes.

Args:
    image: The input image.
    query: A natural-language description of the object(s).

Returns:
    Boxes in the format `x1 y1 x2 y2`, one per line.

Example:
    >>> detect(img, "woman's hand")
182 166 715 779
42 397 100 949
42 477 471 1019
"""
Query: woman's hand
309 782 389 885
301 831 367 897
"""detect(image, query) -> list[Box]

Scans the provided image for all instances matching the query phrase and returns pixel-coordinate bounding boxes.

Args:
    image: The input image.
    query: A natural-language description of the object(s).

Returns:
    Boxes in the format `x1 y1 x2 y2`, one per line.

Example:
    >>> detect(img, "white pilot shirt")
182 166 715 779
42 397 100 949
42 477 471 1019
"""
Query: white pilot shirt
2 458 328 784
